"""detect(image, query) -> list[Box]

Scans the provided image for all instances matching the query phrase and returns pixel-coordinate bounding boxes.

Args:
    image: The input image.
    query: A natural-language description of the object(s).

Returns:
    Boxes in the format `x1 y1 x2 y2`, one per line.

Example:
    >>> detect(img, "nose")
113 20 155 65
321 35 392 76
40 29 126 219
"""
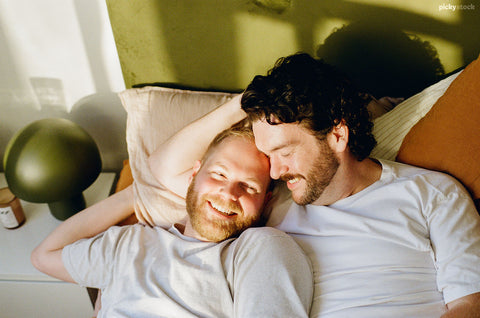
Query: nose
220 183 240 201
269 156 288 180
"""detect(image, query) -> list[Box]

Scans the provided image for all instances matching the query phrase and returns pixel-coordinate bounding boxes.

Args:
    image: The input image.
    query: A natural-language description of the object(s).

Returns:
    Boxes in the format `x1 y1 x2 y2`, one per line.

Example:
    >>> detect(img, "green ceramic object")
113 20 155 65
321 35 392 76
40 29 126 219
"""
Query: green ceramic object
3 118 102 220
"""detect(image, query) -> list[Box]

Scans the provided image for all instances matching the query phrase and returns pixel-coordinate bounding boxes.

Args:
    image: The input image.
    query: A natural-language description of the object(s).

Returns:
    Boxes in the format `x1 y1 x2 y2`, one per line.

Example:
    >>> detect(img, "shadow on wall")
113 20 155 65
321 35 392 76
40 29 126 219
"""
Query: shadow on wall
67 92 127 172
110 0 480 90
316 21 446 99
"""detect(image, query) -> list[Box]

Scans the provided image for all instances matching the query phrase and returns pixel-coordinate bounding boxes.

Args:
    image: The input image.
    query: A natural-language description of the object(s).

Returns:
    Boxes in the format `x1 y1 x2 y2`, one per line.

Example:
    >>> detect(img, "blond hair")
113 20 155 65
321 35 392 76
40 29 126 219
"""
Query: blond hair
201 119 254 162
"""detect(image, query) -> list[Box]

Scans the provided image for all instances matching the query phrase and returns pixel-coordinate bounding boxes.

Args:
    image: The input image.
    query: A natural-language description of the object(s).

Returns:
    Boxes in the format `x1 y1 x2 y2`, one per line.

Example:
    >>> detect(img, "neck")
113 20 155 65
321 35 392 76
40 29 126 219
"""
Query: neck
182 220 211 242
312 157 382 206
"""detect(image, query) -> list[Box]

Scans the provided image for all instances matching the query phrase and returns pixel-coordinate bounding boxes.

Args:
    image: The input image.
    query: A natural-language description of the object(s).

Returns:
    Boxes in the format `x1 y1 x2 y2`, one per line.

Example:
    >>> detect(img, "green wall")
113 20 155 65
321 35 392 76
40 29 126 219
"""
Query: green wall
106 0 479 98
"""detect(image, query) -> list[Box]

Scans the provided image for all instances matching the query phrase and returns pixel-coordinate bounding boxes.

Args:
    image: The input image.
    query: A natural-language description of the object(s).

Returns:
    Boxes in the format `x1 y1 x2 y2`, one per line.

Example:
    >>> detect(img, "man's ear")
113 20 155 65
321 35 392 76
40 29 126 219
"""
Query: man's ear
188 160 202 184
327 120 349 153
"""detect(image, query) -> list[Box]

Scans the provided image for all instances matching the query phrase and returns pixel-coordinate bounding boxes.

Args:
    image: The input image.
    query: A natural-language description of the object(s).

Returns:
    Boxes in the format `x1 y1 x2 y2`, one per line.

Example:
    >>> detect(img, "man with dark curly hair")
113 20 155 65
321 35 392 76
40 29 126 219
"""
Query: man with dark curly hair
242 53 379 206
239 53 480 317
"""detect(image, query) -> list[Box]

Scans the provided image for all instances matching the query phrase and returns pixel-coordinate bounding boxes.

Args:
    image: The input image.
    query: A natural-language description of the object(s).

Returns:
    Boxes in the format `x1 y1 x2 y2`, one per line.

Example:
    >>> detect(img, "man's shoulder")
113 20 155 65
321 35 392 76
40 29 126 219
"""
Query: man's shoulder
239 226 290 239
379 159 470 198
233 227 297 251
381 159 459 184
230 227 310 271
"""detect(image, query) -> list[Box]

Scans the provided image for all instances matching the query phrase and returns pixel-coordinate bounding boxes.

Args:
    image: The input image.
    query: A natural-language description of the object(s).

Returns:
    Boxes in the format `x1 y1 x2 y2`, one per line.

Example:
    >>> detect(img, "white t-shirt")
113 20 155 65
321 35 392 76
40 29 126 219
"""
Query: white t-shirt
267 159 480 318
63 225 313 318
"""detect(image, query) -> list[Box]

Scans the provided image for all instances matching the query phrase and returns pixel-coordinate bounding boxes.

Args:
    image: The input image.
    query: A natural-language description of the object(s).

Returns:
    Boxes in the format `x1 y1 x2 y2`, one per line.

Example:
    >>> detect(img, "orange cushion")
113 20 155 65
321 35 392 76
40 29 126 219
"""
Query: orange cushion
115 159 138 225
396 55 480 204
115 160 133 193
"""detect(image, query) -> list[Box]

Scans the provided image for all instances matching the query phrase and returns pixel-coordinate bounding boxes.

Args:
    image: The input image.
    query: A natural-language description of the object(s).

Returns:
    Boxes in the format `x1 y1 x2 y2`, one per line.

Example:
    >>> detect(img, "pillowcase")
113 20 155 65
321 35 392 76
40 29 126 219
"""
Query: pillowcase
370 70 461 161
119 86 237 227
396 55 480 203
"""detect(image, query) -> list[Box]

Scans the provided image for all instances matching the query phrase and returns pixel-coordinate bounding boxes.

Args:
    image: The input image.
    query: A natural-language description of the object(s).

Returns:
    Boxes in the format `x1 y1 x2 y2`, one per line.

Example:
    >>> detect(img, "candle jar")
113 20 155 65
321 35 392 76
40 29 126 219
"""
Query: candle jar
0 187 26 229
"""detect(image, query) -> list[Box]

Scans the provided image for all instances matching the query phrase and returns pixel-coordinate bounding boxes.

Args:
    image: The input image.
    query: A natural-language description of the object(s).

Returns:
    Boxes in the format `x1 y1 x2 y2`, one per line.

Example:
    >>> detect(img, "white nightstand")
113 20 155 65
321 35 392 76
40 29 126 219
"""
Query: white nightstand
0 172 115 318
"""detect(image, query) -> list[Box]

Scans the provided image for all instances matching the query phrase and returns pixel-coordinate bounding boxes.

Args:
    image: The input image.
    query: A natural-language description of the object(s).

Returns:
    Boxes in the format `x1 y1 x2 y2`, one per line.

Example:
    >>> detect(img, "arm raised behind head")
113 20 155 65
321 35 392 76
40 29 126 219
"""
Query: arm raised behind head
148 94 246 198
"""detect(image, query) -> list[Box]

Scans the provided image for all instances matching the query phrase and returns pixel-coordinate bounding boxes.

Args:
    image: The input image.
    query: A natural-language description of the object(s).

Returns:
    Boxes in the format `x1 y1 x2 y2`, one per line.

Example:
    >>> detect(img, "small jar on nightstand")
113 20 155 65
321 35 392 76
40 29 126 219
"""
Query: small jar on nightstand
0 187 25 229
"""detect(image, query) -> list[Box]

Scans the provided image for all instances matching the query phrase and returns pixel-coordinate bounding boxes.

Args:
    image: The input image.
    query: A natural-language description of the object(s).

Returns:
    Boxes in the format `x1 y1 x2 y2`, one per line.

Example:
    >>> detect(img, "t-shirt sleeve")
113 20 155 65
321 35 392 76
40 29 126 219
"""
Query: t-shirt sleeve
62 226 129 289
232 227 313 318
426 176 480 304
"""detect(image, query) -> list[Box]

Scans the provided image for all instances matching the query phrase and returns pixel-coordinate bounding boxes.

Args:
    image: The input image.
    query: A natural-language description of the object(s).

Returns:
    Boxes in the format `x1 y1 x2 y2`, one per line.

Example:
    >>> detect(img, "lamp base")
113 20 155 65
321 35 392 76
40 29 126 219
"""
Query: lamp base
48 193 86 220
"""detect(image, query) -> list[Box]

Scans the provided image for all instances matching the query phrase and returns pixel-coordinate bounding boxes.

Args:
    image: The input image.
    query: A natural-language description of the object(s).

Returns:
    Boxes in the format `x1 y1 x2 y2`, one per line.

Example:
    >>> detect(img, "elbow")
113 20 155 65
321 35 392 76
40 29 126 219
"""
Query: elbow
30 245 49 274
31 246 44 272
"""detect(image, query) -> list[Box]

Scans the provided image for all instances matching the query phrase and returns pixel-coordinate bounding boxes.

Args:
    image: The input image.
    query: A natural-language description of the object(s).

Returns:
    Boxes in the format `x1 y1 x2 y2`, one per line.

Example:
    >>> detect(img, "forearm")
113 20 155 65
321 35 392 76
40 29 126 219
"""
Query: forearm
442 292 480 317
149 94 245 196
31 185 134 281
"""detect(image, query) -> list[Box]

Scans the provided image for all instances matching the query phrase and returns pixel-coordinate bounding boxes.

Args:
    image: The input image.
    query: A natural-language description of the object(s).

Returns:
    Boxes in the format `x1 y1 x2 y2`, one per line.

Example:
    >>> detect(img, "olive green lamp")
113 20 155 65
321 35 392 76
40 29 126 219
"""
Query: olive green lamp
3 118 102 220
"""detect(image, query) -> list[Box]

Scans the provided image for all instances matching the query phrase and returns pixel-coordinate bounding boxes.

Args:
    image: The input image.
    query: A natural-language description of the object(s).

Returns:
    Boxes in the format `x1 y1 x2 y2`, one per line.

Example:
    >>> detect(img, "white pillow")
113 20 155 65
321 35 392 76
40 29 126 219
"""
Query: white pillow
371 70 461 161
119 86 237 227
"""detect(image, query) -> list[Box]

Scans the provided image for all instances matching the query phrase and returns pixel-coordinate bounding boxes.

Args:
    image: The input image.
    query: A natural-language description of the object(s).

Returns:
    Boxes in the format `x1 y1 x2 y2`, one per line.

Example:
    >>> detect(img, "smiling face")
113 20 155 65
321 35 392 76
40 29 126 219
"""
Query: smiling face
252 119 339 206
185 136 271 242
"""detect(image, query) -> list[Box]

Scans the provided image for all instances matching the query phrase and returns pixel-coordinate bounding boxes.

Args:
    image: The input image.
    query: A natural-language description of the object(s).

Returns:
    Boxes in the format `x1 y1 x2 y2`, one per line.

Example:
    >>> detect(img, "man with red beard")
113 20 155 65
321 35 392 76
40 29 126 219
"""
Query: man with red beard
31 123 313 317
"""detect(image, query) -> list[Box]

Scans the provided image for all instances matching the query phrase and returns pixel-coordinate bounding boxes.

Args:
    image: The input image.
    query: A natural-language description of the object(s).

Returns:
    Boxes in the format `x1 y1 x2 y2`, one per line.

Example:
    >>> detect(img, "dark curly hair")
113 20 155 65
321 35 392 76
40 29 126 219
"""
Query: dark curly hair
241 52 376 161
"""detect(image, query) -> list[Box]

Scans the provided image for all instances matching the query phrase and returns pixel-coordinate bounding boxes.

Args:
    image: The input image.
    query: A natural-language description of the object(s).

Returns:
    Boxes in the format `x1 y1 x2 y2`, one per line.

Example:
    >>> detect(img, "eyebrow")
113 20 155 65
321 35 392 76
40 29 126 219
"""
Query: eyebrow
213 163 264 189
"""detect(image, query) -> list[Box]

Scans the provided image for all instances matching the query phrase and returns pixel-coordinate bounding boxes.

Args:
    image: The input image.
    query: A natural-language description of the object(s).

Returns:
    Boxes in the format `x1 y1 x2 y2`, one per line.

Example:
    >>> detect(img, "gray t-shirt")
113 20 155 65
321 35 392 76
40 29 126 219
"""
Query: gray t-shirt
63 225 313 317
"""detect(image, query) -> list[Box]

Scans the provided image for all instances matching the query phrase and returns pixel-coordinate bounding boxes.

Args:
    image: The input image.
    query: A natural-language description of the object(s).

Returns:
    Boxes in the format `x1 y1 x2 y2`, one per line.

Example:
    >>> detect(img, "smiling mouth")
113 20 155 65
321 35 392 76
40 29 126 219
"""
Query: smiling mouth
287 177 300 184
282 175 302 189
208 200 238 217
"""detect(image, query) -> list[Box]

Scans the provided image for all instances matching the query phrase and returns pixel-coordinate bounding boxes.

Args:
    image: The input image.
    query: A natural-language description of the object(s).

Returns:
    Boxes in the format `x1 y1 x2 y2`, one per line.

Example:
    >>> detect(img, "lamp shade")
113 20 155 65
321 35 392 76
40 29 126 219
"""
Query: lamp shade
3 118 102 219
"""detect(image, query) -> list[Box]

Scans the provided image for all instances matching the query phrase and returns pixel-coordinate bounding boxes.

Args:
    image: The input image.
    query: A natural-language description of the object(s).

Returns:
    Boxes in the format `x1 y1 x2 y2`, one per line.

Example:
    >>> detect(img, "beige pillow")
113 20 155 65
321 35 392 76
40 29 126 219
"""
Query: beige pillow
119 86 237 227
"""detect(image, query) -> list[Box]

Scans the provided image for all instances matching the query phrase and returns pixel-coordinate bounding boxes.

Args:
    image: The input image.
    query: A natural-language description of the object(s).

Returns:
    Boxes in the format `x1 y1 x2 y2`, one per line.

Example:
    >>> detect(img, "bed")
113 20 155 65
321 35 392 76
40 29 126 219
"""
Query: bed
94 1 480 315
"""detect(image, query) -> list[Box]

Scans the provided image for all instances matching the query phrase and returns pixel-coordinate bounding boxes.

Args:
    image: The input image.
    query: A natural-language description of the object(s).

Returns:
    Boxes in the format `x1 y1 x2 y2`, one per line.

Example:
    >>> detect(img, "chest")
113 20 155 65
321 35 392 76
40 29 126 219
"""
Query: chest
102 238 235 317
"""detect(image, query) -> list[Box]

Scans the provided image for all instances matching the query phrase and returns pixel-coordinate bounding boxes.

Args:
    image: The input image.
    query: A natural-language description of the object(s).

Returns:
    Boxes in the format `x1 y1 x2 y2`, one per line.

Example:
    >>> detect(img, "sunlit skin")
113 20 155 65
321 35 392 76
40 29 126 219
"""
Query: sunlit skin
252 118 382 206
184 136 271 242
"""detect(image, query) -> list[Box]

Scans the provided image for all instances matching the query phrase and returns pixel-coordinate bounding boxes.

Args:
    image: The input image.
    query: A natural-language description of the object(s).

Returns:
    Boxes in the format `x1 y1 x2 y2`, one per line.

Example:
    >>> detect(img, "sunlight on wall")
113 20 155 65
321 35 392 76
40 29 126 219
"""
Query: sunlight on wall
0 1 91 111
234 12 299 86
0 0 125 112
108 0 478 91
346 0 461 23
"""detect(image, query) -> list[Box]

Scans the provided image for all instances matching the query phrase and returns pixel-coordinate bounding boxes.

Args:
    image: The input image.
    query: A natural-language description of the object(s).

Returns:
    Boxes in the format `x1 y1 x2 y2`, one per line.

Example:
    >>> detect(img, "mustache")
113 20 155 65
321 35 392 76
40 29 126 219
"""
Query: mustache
280 173 303 182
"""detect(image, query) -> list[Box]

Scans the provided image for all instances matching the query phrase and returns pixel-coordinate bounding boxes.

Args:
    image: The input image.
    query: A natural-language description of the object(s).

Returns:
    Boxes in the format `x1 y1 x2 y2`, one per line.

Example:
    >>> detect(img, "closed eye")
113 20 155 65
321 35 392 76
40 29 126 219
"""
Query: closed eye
241 182 260 194
211 171 226 179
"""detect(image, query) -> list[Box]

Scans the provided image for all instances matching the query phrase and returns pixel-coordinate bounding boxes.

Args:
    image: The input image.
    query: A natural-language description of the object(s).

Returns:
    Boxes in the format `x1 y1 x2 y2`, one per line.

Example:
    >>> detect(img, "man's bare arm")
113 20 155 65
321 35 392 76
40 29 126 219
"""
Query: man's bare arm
442 292 480 318
148 94 245 198
31 185 134 283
